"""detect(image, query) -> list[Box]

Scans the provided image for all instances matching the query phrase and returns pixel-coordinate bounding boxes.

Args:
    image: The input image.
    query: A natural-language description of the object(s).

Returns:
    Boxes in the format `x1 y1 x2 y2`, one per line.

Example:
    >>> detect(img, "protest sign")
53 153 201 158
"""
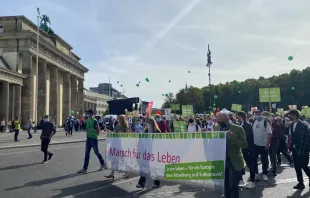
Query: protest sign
171 104 180 111
182 105 194 117
231 104 242 112
165 108 172 120
259 88 281 102
105 132 226 188
173 121 187 132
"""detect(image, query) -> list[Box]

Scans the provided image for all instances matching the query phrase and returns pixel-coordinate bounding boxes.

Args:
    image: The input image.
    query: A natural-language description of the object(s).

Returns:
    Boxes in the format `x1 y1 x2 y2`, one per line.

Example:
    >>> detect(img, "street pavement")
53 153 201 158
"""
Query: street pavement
0 129 106 149
1 140 310 198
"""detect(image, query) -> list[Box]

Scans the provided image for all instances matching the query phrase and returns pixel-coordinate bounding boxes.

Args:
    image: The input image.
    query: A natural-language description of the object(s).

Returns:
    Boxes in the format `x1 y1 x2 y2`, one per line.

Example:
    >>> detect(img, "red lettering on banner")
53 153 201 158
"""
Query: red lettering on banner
157 152 180 164
109 148 180 163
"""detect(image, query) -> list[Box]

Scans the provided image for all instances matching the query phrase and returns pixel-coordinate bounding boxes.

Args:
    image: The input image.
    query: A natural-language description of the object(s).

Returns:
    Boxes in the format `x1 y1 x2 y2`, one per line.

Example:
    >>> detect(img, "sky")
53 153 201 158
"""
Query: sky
3 0 310 108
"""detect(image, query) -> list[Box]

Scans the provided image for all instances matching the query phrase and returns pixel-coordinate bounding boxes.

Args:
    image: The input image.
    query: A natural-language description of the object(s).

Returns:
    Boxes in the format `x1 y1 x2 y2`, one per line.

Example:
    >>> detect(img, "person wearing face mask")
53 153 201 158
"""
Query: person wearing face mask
40 115 56 164
251 111 272 182
78 109 105 174
214 112 247 198
276 117 293 166
155 114 167 133
188 118 200 132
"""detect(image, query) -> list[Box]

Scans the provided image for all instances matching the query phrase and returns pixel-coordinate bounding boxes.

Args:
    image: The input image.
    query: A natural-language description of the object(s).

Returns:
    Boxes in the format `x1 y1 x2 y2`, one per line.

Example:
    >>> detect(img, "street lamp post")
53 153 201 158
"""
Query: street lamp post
35 8 40 123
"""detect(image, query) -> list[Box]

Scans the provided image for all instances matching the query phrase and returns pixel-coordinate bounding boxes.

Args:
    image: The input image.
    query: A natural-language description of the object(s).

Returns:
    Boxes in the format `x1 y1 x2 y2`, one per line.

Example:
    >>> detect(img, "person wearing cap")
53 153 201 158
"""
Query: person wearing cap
215 112 247 198
78 109 105 174
288 110 310 190
252 111 272 181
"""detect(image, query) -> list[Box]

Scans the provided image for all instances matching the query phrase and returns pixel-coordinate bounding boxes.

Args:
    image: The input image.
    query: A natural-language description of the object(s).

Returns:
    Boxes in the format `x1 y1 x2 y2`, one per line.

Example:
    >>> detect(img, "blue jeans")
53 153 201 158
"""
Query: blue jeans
83 138 104 170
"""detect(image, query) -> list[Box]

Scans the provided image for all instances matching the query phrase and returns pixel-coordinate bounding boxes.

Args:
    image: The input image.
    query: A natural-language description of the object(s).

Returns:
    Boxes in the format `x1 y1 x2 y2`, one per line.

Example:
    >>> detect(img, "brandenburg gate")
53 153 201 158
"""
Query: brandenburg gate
0 15 88 128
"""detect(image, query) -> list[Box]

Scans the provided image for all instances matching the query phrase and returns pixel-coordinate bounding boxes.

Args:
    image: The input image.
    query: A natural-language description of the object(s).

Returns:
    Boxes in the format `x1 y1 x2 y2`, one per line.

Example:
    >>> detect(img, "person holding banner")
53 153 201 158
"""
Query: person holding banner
105 115 129 179
136 117 161 189
215 112 247 198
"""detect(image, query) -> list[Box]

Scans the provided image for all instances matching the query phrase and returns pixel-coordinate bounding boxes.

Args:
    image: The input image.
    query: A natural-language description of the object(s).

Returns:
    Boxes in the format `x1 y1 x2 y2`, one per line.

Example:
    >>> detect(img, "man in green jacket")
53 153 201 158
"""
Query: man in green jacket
215 112 247 198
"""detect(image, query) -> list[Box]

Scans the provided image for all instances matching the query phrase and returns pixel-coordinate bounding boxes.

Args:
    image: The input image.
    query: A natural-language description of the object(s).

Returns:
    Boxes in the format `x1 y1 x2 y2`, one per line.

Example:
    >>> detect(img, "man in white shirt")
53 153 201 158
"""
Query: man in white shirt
0 119 5 133
252 111 272 181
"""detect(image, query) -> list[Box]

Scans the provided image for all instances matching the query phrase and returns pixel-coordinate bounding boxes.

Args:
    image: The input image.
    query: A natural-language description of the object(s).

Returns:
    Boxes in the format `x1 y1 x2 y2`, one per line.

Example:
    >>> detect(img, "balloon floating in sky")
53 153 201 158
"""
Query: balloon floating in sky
288 56 293 61
162 94 164 96
169 80 171 83
120 84 123 87
292 87 295 90
117 81 119 84
136 83 139 87
145 78 150 82
165 93 168 97
139 81 141 84
188 71 190 73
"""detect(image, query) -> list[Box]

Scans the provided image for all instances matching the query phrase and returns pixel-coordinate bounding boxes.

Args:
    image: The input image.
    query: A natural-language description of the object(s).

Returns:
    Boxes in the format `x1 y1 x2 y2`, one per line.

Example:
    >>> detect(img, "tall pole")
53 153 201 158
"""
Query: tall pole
206 44 213 113
35 8 40 123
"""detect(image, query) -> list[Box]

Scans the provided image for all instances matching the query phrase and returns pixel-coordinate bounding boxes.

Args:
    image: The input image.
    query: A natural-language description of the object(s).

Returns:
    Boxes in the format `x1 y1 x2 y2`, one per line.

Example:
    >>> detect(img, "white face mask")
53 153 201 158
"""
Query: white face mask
44 119 49 122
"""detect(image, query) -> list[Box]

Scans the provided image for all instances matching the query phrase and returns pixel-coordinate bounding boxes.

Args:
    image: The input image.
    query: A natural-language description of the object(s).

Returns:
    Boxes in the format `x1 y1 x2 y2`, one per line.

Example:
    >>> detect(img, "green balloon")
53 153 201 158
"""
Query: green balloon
136 83 139 87
145 78 149 82
292 87 295 90
162 94 164 96
288 56 293 61
165 94 168 97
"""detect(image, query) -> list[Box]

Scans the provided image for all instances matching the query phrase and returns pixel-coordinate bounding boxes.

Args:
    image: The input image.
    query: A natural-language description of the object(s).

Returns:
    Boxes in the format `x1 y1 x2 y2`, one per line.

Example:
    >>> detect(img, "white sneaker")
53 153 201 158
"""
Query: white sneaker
244 182 255 189
262 174 268 181
254 174 260 181
239 180 245 186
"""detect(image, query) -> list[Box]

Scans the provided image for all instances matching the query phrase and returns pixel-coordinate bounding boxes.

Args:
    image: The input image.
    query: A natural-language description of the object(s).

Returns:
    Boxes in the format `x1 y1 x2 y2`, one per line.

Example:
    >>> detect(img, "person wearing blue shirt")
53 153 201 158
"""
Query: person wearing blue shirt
134 120 143 133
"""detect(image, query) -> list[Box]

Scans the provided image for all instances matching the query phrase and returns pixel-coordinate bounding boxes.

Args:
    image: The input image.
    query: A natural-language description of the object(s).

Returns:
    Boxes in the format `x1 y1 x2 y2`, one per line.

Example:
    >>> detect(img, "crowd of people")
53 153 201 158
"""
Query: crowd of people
32 107 310 198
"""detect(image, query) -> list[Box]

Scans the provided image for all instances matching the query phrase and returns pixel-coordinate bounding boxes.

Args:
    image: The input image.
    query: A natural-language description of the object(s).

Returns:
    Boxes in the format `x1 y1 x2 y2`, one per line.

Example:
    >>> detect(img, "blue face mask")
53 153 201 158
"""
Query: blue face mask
85 114 90 119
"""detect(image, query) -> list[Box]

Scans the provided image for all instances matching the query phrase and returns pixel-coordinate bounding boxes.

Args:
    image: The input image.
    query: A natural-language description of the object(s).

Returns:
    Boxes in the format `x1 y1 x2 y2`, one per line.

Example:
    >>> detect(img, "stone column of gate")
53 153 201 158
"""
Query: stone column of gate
37 61 47 122
63 72 71 122
84 101 87 113
21 52 33 129
71 75 77 115
49 66 59 126
77 78 84 117
15 85 22 119
2 82 10 129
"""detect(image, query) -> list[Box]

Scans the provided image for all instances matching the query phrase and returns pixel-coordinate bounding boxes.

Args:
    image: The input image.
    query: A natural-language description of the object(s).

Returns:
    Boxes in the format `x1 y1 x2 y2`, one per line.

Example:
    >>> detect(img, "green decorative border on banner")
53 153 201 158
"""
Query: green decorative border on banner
107 132 225 139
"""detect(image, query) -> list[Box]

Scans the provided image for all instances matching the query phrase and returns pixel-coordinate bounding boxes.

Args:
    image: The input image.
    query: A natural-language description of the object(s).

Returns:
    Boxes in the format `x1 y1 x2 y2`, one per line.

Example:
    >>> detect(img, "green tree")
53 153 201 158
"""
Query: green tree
175 87 204 112
161 92 176 108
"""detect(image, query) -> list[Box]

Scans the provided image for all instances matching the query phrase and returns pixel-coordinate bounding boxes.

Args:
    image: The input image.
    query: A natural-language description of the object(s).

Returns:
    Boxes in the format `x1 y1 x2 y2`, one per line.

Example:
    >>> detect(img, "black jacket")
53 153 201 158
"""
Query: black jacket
290 121 310 155
41 121 56 138
242 122 254 151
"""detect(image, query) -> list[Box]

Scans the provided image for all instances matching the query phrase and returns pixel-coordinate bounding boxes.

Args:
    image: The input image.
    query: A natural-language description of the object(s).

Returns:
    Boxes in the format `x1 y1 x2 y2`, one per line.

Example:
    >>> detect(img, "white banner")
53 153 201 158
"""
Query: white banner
105 132 226 188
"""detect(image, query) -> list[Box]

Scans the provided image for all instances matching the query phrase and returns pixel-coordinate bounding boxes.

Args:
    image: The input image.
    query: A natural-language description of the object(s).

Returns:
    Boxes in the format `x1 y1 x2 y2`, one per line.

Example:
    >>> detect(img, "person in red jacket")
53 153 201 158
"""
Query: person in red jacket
155 114 167 133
